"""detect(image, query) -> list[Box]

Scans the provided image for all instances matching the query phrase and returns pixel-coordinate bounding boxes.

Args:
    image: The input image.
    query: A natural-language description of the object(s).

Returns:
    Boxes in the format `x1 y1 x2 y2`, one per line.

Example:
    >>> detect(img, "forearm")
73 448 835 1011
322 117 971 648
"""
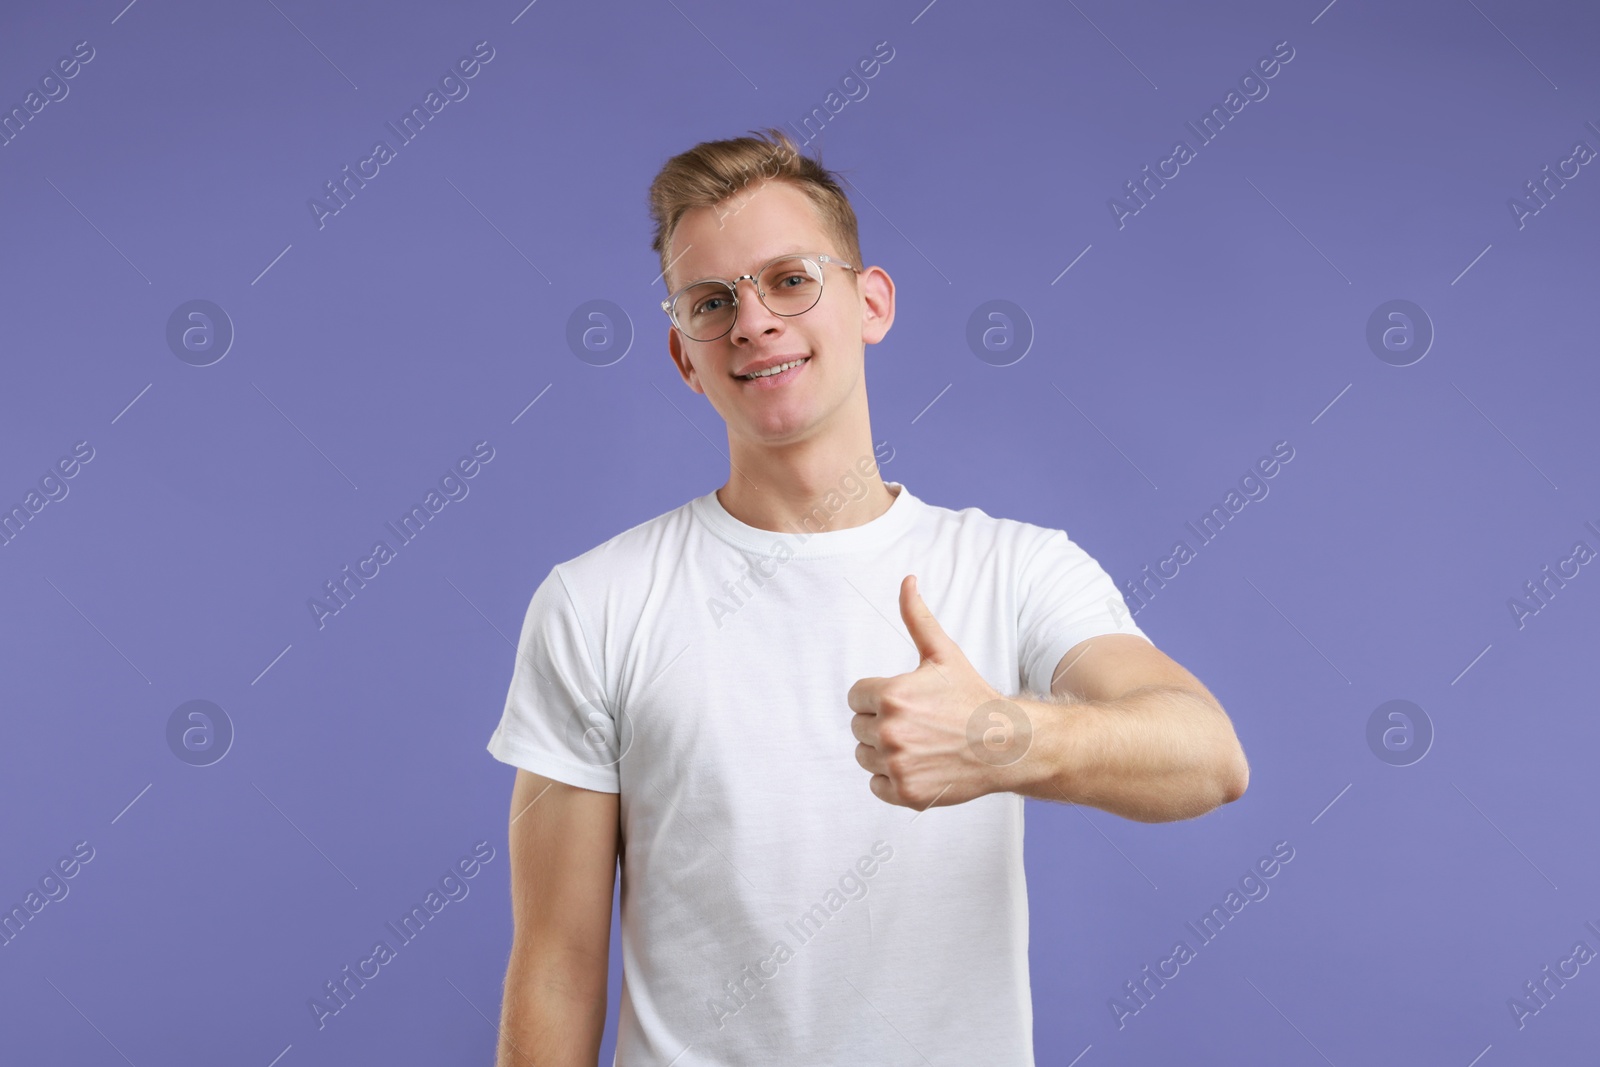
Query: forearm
1002 685 1248 822
496 949 608 1067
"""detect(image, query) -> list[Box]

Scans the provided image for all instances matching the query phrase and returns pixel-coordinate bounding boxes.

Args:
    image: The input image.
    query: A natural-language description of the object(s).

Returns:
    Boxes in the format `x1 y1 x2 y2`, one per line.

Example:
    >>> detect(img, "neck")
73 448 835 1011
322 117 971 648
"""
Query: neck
717 427 894 535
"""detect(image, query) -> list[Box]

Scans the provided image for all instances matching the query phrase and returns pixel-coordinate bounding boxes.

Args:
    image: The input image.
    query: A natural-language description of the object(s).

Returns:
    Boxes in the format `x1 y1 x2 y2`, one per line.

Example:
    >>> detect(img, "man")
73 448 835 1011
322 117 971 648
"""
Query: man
486 127 1249 1066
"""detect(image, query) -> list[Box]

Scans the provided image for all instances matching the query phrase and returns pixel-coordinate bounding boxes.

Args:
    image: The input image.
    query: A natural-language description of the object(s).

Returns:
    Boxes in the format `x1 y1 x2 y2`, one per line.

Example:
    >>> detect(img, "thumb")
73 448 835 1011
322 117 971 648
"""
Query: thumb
900 575 953 664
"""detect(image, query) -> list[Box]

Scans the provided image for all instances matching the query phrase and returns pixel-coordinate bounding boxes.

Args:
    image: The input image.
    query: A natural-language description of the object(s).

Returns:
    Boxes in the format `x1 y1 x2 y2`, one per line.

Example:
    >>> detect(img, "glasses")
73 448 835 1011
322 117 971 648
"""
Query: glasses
661 252 860 342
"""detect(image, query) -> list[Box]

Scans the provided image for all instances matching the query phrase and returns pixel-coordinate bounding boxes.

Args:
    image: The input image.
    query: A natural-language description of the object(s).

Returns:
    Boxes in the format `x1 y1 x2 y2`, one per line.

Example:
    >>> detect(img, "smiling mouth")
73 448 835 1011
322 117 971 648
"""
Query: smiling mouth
735 356 811 381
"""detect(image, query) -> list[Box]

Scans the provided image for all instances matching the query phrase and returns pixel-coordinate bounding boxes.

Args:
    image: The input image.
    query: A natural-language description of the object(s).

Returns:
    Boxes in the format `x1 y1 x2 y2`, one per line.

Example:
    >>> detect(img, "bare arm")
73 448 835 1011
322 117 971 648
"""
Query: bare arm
1008 633 1249 822
496 768 620 1067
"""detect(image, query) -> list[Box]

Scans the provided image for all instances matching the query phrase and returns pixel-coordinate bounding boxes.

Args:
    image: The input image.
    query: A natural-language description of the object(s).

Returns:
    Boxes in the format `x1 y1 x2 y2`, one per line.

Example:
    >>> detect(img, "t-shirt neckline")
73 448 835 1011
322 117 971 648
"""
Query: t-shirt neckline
692 480 920 559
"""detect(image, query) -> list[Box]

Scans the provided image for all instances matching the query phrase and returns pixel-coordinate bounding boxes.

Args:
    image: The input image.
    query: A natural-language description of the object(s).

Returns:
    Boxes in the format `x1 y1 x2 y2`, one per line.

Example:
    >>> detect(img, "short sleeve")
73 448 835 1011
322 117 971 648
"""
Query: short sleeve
1017 528 1150 697
486 565 622 793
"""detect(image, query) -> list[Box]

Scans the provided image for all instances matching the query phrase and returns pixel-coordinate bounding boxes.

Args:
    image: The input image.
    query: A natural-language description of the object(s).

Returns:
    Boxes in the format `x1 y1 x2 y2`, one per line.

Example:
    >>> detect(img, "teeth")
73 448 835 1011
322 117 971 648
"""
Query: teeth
740 357 807 380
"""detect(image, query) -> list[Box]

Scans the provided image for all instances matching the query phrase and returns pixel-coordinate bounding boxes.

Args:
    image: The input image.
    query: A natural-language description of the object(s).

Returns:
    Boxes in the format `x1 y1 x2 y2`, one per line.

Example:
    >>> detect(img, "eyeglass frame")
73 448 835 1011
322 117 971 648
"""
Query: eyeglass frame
659 252 861 341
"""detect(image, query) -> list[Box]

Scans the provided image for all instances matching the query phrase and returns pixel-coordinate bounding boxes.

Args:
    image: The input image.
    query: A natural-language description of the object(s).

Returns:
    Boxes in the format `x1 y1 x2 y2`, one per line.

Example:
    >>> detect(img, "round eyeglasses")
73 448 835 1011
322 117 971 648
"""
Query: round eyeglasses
660 253 860 342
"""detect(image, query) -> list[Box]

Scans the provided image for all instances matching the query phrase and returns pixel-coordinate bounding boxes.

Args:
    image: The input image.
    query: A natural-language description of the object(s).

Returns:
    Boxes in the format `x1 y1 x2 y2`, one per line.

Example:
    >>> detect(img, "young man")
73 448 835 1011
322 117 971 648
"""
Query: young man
486 128 1249 1067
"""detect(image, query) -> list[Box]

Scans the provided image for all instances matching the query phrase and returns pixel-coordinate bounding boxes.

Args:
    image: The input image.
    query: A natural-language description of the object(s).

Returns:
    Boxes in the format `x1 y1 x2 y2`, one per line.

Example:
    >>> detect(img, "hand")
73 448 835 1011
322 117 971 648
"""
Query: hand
847 575 1022 808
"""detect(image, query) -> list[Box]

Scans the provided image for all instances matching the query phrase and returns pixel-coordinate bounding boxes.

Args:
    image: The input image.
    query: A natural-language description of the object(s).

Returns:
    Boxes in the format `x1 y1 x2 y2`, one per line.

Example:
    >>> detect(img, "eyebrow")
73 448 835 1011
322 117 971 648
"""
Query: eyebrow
676 246 812 287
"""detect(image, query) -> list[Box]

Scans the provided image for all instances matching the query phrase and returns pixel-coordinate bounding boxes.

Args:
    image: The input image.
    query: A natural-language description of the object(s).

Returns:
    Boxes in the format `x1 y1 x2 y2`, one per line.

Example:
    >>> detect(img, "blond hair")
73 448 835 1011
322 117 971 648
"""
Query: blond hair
647 127 862 292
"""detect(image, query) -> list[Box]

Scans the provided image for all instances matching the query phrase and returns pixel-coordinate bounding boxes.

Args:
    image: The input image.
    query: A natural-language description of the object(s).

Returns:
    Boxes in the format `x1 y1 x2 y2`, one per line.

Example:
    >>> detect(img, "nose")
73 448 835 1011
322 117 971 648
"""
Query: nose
730 276 784 342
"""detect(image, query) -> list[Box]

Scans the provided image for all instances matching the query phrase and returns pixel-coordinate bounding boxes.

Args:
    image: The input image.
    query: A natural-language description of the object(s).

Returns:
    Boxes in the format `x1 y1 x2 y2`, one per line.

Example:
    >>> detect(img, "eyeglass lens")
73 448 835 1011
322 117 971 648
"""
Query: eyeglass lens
672 256 825 341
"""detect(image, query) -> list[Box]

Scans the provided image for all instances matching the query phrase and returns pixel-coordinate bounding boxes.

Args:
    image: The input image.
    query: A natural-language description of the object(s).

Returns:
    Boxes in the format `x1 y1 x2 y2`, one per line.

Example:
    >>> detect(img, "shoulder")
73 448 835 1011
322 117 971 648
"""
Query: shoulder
912 491 1065 557
544 494 702 602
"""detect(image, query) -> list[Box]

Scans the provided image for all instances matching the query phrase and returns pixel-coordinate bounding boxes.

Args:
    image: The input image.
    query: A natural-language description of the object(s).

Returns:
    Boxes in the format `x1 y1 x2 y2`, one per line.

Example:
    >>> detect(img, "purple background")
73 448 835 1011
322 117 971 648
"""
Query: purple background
3 0 1598 1063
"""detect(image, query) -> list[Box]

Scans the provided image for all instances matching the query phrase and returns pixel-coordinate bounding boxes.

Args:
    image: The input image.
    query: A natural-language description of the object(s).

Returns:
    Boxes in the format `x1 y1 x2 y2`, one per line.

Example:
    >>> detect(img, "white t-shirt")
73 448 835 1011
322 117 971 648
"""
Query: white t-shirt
486 480 1148 1066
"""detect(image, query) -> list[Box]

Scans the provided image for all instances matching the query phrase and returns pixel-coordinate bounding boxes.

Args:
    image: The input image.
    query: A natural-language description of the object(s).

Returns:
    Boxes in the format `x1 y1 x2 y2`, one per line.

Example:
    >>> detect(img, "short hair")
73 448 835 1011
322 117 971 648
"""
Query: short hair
647 127 863 293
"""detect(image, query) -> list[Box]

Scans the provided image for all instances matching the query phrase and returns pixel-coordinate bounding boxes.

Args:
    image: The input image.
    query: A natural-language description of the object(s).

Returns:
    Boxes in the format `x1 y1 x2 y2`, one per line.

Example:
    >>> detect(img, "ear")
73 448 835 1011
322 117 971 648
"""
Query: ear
667 326 704 395
859 266 895 346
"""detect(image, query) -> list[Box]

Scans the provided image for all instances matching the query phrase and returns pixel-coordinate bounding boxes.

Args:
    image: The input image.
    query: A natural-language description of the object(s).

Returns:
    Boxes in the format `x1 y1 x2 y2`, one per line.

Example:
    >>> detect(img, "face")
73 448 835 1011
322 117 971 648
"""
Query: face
665 180 893 447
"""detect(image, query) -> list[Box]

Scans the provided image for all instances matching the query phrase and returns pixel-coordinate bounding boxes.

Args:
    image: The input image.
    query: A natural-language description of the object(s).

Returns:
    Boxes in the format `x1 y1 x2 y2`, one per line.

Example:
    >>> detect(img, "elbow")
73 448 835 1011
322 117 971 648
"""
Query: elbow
1218 748 1249 806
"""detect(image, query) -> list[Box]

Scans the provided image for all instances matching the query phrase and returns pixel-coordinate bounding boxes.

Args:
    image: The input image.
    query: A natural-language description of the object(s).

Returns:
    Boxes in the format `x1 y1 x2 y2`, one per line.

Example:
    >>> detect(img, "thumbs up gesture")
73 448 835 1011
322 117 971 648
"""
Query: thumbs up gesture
848 575 1027 808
